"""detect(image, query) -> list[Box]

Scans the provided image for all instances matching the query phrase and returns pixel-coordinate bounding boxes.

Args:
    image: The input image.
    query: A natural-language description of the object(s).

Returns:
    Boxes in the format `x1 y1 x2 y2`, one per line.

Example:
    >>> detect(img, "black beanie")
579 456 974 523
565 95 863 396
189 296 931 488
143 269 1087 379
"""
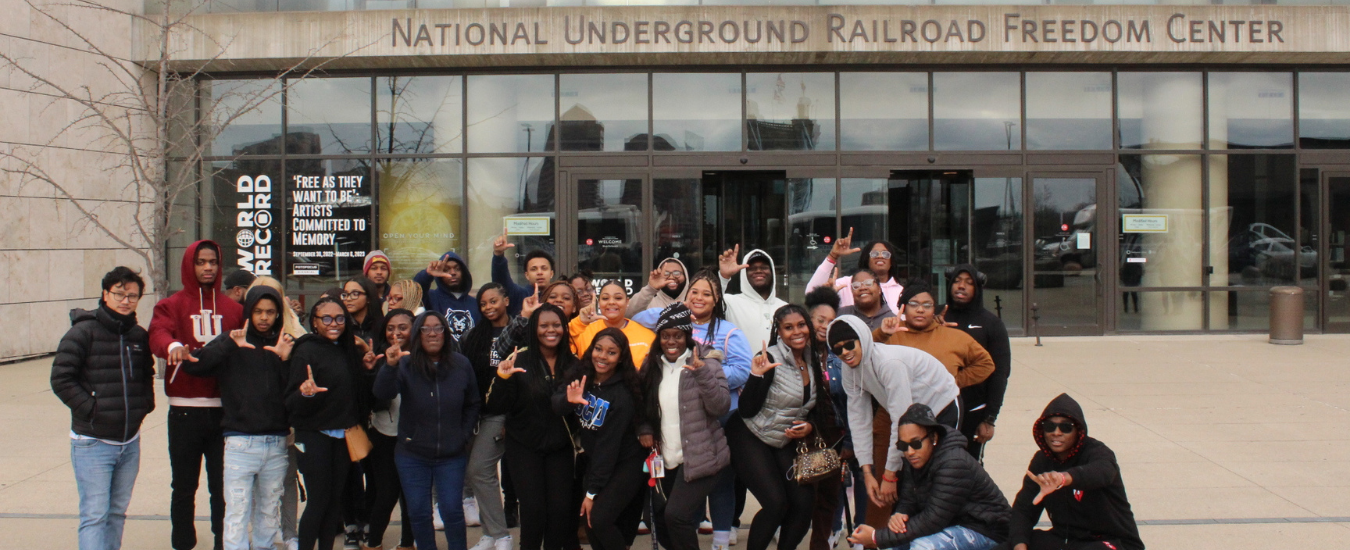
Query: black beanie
655 303 693 334
827 320 860 347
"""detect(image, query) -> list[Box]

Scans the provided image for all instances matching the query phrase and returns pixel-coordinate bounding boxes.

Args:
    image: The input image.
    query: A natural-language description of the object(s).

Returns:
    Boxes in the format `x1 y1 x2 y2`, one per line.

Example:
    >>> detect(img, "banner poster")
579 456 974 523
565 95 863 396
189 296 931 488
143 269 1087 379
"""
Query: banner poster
287 161 373 280
211 163 281 278
376 160 463 281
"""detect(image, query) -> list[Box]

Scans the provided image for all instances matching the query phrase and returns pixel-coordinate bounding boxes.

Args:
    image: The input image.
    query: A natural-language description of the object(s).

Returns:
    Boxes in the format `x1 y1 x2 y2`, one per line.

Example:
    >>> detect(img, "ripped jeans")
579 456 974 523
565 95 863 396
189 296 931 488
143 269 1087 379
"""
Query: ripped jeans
903 525 998 550
222 434 290 550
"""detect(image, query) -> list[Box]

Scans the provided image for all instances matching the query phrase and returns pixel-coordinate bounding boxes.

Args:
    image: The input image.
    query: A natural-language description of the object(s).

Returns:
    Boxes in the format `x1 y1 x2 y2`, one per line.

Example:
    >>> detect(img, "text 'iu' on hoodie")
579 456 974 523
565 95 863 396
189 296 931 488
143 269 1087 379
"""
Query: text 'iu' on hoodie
718 248 787 350
1008 394 1143 550
149 240 245 406
832 314 958 473
182 286 292 436
414 251 480 341
943 264 1012 424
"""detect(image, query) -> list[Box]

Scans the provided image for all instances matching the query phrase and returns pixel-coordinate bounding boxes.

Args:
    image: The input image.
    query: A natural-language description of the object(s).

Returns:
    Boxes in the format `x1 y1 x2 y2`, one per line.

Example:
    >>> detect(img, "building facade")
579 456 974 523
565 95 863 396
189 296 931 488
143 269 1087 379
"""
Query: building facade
153 3 1350 338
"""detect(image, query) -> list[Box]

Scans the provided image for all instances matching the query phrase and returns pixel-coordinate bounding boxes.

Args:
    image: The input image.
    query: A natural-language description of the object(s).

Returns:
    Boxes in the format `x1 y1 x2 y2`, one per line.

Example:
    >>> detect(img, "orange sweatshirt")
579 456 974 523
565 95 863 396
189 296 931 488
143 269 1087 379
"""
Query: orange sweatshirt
872 324 995 389
575 318 655 368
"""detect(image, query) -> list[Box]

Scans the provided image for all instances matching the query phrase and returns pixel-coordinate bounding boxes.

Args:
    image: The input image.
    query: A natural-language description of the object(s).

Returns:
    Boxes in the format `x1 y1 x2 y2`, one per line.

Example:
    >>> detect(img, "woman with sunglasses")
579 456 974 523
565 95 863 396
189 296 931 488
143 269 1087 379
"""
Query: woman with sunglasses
365 309 418 550
1006 394 1142 550
486 304 579 550
846 403 1009 550
286 297 379 550
374 312 482 550
574 280 655 367
730 304 839 550
806 228 905 315
555 328 648 550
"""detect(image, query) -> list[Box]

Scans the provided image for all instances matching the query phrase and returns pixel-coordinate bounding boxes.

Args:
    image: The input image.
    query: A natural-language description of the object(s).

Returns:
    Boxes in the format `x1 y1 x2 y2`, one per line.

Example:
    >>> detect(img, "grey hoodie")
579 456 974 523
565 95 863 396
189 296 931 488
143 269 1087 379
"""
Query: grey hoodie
832 314 959 473
719 249 787 350
625 257 692 318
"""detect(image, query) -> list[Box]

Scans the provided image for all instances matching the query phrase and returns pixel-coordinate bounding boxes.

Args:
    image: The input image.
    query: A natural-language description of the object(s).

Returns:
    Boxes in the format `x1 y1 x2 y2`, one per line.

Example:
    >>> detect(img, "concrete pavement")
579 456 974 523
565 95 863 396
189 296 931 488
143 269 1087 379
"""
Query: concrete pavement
3 334 1349 549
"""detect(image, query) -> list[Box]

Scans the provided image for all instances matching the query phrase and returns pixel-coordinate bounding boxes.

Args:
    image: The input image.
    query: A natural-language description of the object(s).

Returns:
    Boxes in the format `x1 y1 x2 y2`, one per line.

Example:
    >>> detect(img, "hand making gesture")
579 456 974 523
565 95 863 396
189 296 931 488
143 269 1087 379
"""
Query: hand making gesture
718 244 749 280
355 338 381 370
647 267 668 290
578 301 599 324
750 341 781 376
493 228 516 256
829 227 862 263
426 259 452 279
385 342 407 366
520 284 542 319
565 375 589 405
1028 470 1073 505
265 333 295 361
230 321 255 349
496 348 526 379
299 365 327 397
684 352 705 372
879 316 904 336
826 266 842 291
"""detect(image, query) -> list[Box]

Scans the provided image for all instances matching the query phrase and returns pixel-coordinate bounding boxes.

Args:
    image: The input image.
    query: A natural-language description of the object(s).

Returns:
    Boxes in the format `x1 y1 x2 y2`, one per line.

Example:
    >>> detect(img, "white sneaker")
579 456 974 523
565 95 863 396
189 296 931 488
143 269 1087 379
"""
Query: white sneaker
729 529 738 546
711 544 728 550
470 536 496 550
434 502 445 530
637 521 651 535
699 520 713 534
286 538 300 550
464 497 482 527
852 544 864 550
494 535 514 550
827 528 841 548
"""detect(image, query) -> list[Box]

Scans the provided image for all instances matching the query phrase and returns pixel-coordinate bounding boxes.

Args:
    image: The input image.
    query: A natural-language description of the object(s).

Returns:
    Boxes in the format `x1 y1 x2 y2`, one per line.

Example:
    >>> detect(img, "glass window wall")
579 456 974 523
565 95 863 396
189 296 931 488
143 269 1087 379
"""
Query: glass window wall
467 75 556 153
1117 155 1205 329
286 77 372 155
1025 72 1112 150
786 178 838 305
932 72 1020 151
1208 72 1294 150
576 178 645 290
653 178 704 274
467 157 555 282
1298 72 1350 149
203 79 282 157
1209 154 1299 289
652 73 741 151
1117 72 1203 150
560 74 649 152
746 72 836 151
283 158 373 285
376 76 463 155
375 159 464 281
839 72 928 151
973 176 1023 333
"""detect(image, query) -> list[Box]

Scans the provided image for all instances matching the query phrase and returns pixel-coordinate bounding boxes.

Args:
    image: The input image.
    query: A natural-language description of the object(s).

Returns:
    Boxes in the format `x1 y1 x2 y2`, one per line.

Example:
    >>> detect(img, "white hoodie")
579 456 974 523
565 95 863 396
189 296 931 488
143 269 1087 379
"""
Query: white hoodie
831 314 959 473
719 249 787 350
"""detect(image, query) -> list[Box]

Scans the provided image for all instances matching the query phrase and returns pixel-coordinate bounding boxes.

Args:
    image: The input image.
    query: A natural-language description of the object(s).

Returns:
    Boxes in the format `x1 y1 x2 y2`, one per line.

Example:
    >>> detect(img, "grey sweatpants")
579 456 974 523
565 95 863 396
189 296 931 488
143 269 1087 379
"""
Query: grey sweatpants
465 414 510 540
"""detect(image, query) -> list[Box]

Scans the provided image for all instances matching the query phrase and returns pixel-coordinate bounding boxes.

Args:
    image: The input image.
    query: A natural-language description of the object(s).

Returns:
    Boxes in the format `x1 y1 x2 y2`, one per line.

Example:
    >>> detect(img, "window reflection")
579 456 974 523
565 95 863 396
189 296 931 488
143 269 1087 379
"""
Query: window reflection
653 179 703 274
1117 156 1205 330
786 178 838 305
1209 154 1299 288
1025 72 1112 150
203 79 282 157
839 72 928 151
746 73 835 151
286 77 372 155
560 74 649 152
973 177 1023 333
933 72 1020 151
1208 72 1294 149
576 179 644 290
653 73 741 151
467 75 556 154
1298 73 1350 149
467 157 555 280
376 76 462 155
1117 72 1203 150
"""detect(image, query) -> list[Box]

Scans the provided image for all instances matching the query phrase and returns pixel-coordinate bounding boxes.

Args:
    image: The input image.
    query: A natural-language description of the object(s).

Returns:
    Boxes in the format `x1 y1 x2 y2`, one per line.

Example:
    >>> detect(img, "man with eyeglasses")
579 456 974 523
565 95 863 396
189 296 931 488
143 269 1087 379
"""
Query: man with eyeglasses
53 266 157 550
837 270 896 331
1007 394 1143 550
625 257 690 317
149 240 244 550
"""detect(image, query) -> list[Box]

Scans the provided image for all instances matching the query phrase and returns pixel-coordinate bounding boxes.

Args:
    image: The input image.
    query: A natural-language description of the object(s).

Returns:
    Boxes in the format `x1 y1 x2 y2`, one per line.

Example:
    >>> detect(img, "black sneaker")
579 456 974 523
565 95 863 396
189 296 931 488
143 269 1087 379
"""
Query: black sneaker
344 526 361 550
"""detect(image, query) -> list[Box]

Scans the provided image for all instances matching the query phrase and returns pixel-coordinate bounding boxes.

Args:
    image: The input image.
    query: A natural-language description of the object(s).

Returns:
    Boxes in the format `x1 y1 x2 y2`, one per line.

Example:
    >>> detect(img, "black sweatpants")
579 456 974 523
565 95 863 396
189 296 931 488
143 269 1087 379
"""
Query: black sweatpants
584 457 648 550
726 417 815 550
168 405 225 550
365 429 414 548
295 430 352 550
959 407 991 462
505 439 575 550
655 465 723 550
1025 530 1132 550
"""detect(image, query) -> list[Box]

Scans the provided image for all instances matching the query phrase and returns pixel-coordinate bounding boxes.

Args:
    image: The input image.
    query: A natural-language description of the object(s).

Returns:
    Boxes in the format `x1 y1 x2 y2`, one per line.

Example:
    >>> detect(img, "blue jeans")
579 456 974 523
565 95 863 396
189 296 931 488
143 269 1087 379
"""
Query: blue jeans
72 437 140 550
222 435 289 550
708 411 736 532
906 525 998 550
397 450 469 550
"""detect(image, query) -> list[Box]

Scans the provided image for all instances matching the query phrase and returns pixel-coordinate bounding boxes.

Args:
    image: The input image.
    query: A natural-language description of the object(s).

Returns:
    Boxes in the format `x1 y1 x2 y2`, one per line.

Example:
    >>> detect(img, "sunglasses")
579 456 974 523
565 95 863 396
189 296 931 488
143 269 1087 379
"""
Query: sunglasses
851 280 877 290
1040 420 1076 434
869 250 892 259
897 437 928 451
830 340 859 355
318 315 347 326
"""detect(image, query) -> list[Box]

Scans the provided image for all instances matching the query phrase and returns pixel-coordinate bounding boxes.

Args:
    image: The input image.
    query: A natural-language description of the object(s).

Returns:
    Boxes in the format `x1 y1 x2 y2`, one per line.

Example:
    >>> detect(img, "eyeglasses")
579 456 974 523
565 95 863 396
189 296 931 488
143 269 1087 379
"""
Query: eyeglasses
419 326 445 335
897 437 928 451
851 280 877 290
830 340 859 355
340 291 366 300
662 270 685 279
906 301 936 310
318 315 347 326
1039 420 1076 434
869 250 892 259
108 291 141 303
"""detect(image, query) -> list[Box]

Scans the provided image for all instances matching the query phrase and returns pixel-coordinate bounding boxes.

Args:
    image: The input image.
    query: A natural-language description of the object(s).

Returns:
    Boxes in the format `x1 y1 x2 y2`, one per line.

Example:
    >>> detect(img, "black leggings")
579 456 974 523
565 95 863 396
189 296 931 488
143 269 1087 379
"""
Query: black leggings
656 465 723 550
726 417 815 550
505 439 575 550
1025 530 1133 550
585 457 648 550
365 429 414 548
295 430 351 550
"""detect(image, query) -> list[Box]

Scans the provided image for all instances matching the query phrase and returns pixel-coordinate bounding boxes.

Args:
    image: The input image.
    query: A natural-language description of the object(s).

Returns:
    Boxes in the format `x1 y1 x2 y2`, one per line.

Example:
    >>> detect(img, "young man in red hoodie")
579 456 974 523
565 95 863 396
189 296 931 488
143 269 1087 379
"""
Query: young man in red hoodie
150 241 244 550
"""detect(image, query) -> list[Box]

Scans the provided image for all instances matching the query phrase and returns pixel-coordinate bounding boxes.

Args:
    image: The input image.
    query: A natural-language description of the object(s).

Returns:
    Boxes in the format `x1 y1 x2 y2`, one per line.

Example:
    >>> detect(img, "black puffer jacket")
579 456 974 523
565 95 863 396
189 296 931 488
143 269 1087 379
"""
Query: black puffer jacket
51 304 156 442
1008 394 1143 550
876 427 1011 547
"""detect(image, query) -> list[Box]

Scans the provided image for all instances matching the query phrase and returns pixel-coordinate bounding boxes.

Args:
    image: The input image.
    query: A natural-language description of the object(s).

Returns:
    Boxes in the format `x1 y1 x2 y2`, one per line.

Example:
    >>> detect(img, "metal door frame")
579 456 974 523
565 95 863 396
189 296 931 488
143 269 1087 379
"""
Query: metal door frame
1025 169 1112 336
558 170 653 289
1322 170 1350 333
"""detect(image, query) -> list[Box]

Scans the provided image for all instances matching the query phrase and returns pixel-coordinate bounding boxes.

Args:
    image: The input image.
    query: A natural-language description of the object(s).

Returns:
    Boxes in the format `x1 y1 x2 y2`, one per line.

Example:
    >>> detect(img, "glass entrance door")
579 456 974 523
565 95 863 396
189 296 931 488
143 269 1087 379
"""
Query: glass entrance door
1324 173 1350 332
568 174 649 298
1030 174 1105 335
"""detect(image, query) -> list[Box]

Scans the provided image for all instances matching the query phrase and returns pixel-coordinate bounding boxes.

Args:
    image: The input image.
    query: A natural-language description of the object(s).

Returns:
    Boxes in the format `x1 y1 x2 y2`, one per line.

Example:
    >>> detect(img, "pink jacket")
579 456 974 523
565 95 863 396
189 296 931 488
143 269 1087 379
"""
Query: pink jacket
805 257 904 314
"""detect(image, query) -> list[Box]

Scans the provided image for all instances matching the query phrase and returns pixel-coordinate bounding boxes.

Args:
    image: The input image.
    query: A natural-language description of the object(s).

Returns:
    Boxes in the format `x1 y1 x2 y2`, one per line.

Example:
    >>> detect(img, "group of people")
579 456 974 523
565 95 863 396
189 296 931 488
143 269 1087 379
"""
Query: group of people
53 228 1144 550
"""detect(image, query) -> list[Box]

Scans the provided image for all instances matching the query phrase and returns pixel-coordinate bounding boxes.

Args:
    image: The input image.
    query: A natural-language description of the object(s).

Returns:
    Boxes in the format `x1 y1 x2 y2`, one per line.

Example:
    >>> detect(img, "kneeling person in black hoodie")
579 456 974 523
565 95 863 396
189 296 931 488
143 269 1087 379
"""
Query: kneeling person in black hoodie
849 403 1010 550
1007 394 1143 550
184 286 296 550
